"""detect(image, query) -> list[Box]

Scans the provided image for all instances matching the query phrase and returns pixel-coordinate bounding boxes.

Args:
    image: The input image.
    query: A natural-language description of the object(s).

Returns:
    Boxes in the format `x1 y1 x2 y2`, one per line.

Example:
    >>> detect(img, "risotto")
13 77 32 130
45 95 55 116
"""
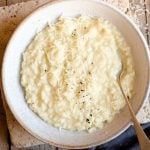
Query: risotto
20 16 135 132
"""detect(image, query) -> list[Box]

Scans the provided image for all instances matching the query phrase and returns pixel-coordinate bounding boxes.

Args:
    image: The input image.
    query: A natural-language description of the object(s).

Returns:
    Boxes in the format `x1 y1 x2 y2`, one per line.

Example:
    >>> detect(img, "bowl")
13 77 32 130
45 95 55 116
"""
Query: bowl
2 0 150 149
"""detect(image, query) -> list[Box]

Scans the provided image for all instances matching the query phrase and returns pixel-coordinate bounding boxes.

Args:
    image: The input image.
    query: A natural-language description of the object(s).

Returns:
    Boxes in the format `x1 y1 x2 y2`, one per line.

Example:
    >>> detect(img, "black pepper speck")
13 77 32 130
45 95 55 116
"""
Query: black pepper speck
86 118 90 123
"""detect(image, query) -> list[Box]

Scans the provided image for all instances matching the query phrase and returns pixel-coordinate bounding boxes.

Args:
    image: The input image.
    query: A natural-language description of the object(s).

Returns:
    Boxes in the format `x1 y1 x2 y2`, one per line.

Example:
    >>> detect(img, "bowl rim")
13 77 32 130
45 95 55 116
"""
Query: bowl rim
1 0 150 149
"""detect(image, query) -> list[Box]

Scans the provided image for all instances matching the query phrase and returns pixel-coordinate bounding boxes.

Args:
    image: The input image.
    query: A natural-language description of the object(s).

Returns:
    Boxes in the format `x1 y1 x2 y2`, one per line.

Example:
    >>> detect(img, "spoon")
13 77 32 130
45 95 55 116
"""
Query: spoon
117 63 150 150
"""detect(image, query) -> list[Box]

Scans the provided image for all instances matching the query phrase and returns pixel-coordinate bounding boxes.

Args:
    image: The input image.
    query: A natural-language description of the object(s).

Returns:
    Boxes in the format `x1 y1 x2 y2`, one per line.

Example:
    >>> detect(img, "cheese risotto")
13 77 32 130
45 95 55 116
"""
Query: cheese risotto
20 16 135 132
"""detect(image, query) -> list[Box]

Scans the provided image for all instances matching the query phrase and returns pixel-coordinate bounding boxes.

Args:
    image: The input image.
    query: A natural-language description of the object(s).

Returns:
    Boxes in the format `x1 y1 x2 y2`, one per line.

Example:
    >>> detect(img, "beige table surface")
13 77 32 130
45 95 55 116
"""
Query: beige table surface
0 0 149 149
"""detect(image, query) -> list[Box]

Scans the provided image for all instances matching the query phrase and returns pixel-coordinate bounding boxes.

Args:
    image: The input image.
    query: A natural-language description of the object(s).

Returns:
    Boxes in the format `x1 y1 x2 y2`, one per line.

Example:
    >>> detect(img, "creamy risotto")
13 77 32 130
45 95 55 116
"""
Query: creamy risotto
20 16 135 132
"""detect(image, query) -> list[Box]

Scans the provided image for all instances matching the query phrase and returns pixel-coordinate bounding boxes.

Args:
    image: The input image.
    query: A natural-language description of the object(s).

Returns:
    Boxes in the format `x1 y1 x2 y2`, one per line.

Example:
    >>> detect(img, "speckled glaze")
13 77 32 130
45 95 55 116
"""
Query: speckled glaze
1 0 150 149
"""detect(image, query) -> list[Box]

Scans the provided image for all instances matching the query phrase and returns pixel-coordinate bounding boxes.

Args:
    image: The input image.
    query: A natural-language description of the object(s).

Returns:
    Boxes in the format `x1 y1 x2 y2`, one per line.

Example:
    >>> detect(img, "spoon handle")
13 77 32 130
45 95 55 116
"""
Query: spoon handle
118 80 150 150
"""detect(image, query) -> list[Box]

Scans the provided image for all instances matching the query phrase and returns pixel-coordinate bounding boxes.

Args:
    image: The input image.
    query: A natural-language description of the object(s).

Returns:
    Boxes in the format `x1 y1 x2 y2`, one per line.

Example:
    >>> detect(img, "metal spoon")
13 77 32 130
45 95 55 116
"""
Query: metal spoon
117 63 150 150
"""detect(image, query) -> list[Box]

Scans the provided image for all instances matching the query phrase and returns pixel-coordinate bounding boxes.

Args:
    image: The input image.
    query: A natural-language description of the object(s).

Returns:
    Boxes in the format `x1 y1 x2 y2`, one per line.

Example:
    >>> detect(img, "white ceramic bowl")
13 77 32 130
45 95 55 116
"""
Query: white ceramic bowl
2 0 150 149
